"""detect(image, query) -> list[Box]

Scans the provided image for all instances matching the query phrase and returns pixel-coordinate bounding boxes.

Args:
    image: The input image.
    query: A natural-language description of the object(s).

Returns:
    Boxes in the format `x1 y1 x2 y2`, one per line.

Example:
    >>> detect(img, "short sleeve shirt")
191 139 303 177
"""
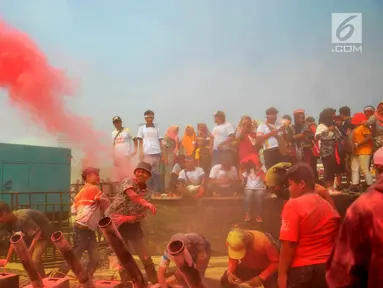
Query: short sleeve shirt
212 122 235 150
178 167 205 185
256 123 281 150
209 165 238 187
105 177 152 221
136 125 162 155
13 209 55 240
172 163 182 175
113 128 132 157
280 193 340 267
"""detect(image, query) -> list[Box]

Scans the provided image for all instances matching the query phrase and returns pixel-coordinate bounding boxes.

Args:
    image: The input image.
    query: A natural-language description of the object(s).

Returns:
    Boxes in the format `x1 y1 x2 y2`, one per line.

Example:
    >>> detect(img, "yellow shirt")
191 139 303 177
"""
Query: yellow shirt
195 146 209 160
353 125 373 155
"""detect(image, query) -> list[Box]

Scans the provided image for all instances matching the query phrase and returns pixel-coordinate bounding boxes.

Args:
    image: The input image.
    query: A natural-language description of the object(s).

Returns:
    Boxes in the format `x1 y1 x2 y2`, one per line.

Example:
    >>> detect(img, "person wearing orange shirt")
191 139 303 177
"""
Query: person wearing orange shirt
56 167 110 279
221 226 279 288
351 113 373 191
278 163 340 288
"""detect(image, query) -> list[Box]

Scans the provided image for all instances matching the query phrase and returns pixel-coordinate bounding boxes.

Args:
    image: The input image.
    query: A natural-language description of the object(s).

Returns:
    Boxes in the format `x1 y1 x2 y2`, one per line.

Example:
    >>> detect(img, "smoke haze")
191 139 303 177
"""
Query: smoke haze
0 0 382 179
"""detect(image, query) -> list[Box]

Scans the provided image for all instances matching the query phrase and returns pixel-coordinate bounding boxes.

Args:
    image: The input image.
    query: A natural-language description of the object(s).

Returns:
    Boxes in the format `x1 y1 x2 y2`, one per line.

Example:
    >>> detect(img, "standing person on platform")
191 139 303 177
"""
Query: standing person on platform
163 126 180 192
211 111 236 166
326 147 383 288
137 110 164 192
306 116 320 182
315 108 341 194
112 116 135 179
257 107 285 169
350 113 373 192
106 161 158 285
0 203 55 278
55 167 110 279
339 106 354 188
278 163 340 288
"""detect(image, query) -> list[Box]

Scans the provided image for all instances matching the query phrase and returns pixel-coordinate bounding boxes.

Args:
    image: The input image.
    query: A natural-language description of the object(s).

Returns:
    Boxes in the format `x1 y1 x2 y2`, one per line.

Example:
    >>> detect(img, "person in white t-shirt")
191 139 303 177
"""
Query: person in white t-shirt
256 107 284 169
112 116 135 179
211 111 236 166
240 160 266 223
137 110 164 192
168 155 186 194
177 157 205 198
208 152 239 197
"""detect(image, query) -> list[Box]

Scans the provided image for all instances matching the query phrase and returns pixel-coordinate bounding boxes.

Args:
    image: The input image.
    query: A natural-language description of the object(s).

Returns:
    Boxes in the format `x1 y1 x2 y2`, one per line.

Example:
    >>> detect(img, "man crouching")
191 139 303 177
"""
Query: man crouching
157 233 211 288
221 226 279 288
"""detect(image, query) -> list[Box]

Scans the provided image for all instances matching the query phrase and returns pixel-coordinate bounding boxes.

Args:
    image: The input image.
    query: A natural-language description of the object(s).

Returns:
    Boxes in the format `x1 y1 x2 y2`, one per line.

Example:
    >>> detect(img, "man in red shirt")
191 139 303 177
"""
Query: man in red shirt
326 147 383 287
278 163 340 288
221 226 279 288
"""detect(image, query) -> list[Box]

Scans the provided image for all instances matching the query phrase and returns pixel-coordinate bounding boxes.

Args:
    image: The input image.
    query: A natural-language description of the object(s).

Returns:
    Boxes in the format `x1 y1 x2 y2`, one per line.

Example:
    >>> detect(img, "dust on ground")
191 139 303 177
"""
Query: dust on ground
4 256 227 287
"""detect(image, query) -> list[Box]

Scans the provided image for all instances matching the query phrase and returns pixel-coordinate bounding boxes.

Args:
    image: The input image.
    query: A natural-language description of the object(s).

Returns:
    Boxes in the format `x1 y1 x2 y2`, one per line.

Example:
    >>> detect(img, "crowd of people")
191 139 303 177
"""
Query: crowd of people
0 102 381 287
1 152 383 288
112 103 382 222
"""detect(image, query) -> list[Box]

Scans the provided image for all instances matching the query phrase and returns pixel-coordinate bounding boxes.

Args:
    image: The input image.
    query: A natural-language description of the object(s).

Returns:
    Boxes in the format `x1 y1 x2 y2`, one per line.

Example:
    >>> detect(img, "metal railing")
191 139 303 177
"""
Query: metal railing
0 182 120 267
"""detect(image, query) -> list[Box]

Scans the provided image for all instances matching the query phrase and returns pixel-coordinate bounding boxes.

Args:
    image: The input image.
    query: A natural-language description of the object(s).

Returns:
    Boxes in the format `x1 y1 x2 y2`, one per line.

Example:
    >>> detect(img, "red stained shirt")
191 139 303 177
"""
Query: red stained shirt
326 178 383 288
280 193 340 267
228 230 279 281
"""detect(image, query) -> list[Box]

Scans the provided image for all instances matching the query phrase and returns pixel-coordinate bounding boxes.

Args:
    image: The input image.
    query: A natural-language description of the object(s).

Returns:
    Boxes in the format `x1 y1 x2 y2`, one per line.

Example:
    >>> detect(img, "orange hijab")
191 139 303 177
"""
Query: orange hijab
182 125 196 156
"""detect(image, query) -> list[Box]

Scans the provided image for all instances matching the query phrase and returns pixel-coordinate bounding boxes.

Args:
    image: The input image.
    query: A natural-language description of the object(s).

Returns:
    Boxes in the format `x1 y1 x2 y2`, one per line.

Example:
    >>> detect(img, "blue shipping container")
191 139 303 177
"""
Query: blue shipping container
0 143 71 213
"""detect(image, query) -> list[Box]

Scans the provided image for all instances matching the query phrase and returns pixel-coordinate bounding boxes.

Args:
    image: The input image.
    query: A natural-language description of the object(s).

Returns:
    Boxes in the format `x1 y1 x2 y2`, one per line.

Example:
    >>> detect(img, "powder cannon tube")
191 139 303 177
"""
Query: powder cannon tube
167 240 208 288
98 217 146 288
10 233 44 288
51 231 93 287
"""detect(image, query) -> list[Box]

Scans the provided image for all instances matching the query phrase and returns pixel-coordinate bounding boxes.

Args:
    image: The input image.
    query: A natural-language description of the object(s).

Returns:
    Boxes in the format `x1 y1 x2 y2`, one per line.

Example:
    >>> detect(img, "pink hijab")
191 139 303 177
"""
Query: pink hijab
165 126 179 151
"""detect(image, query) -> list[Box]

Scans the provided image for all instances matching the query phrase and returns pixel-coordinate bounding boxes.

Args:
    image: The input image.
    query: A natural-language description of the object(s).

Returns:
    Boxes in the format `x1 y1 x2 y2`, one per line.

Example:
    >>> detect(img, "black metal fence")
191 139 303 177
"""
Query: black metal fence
0 182 120 267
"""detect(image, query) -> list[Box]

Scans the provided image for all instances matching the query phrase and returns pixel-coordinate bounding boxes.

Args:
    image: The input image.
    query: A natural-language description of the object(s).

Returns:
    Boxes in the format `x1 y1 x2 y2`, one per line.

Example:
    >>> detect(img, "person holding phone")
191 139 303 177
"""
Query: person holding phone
315 108 341 193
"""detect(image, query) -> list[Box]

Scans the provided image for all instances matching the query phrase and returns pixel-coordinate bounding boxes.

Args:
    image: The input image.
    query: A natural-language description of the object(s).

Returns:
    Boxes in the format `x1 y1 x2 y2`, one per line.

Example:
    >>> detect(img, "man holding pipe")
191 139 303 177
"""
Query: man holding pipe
106 161 158 284
0 202 55 277
157 233 211 288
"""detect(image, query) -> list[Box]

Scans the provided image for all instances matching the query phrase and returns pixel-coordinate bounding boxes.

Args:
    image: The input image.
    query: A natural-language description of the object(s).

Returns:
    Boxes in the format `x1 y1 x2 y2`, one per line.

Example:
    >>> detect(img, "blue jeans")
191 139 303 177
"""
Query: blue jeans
244 189 265 217
144 154 163 192
56 226 100 278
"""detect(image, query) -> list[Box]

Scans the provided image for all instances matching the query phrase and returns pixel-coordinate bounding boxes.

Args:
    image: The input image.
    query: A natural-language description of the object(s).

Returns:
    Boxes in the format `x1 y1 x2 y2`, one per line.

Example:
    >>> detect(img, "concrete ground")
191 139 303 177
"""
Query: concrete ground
4 256 228 287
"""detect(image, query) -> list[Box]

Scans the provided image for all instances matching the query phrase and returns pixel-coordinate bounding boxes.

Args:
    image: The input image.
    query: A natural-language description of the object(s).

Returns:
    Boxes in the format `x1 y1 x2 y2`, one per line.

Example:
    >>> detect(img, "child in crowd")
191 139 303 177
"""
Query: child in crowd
240 160 266 222
194 137 211 175
168 155 186 195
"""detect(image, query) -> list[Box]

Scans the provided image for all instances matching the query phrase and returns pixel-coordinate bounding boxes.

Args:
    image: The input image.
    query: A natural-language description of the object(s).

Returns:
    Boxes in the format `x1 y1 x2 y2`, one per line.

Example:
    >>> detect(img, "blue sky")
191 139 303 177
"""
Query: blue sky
0 0 382 147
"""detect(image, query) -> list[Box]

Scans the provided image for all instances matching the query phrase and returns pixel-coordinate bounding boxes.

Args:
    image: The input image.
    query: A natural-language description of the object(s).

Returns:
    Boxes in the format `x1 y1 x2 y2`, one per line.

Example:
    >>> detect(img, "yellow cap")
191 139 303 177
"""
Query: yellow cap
265 162 292 187
226 228 247 260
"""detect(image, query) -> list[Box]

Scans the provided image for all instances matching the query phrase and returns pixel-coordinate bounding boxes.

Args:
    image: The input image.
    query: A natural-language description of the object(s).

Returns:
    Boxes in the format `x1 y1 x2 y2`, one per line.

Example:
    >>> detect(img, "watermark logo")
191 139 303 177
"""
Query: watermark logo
331 13 362 53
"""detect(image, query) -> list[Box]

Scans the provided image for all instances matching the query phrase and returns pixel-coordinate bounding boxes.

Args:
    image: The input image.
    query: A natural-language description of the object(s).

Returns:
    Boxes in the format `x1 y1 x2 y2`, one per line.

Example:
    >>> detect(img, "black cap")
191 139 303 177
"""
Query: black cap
266 107 279 115
112 116 122 122
134 162 152 176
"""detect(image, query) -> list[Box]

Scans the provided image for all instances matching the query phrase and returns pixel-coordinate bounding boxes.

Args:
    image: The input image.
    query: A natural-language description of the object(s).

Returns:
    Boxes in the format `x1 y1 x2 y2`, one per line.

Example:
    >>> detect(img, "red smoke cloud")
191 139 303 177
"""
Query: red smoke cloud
0 19 108 169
